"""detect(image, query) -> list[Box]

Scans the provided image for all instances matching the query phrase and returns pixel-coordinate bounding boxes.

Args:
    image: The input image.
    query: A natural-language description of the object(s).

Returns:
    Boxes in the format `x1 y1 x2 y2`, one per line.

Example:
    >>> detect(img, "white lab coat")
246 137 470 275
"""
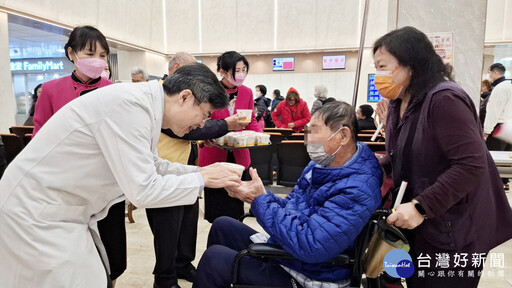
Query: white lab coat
0 81 202 287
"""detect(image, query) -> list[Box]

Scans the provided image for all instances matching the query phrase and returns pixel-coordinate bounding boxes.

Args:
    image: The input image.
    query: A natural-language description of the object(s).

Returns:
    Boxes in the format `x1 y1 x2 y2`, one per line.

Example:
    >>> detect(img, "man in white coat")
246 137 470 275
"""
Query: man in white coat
484 63 512 150
0 64 242 287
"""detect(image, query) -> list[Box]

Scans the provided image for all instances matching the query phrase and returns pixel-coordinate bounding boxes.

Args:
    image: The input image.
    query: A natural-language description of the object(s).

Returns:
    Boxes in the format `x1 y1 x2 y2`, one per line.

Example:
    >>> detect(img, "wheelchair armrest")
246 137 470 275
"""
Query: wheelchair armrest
246 243 353 265
247 243 296 259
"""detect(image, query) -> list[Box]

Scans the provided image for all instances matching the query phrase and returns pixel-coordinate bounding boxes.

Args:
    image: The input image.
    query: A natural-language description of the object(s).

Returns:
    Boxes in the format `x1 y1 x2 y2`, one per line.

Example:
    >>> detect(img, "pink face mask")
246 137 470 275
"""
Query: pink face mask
227 72 246 87
74 52 107 79
101 70 110 79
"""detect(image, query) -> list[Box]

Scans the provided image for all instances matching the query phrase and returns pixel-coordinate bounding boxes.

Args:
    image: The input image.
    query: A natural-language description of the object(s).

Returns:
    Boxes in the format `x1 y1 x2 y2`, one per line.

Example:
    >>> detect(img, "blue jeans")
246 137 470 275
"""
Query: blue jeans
193 216 295 288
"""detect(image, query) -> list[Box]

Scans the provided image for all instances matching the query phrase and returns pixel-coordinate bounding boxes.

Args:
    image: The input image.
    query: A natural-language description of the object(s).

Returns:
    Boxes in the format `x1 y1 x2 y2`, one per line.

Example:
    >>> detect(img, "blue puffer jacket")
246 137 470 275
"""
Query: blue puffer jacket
251 142 382 282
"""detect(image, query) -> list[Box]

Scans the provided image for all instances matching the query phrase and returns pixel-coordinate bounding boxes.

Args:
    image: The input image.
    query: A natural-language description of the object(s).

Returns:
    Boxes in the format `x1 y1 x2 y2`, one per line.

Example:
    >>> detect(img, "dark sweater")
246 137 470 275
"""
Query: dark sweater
386 81 512 255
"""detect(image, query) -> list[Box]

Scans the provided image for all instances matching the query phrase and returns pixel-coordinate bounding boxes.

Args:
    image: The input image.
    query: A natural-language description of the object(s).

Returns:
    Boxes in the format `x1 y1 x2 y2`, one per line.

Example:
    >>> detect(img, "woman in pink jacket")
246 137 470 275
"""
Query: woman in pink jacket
33 26 113 136
198 51 263 222
271 87 311 132
32 26 126 285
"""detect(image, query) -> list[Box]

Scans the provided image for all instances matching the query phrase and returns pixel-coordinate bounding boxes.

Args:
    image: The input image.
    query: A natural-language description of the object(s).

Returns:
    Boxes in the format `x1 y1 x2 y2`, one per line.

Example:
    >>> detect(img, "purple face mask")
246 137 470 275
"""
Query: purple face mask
227 72 246 87
74 52 107 79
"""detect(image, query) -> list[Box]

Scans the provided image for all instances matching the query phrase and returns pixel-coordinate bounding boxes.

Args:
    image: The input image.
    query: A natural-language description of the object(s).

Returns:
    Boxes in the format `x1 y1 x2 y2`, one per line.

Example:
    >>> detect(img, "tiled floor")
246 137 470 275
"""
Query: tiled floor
115 193 512 288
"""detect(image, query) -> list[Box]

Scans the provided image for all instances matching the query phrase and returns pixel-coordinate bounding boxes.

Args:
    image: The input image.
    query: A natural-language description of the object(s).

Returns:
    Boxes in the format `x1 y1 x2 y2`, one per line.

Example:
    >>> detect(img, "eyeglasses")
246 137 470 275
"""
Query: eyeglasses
195 99 211 122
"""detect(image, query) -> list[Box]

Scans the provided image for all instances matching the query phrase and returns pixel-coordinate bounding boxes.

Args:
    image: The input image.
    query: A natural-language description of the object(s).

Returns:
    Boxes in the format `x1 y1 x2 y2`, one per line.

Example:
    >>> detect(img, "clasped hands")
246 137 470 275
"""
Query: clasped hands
197 165 266 203
226 168 266 204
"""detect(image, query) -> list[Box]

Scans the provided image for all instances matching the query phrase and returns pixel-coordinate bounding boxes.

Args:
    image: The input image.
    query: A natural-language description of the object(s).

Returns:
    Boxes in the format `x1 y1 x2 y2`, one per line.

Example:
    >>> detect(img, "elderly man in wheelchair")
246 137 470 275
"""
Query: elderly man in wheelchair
193 101 383 288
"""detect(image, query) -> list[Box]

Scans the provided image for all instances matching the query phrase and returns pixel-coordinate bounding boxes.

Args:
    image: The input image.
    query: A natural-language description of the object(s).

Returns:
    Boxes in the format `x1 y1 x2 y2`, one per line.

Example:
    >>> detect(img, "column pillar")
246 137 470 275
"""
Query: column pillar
0 11 16 131
397 0 487 105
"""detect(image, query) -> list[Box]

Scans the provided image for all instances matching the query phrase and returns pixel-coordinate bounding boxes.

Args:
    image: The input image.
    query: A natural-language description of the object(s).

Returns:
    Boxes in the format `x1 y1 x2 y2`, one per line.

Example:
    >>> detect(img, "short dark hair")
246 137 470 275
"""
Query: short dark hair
273 89 281 98
256 84 267 96
64 26 109 62
373 26 453 109
359 104 374 118
313 101 358 143
490 63 506 75
163 64 228 109
217 51 249 83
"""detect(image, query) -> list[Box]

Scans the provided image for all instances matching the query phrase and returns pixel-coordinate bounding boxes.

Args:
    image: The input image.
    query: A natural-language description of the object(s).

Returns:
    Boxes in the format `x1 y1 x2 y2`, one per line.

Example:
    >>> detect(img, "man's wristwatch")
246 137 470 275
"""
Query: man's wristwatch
412 199 427 218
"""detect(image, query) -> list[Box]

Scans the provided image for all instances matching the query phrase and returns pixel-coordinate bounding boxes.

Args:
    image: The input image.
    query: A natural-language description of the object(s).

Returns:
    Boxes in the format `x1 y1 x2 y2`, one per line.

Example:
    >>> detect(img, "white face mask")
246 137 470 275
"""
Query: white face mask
306 125 343 166
255 91 262 98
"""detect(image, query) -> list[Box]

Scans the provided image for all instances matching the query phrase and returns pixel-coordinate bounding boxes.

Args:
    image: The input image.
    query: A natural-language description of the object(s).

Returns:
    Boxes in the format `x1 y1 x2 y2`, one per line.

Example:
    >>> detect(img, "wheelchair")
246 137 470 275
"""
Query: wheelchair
231 209 408 288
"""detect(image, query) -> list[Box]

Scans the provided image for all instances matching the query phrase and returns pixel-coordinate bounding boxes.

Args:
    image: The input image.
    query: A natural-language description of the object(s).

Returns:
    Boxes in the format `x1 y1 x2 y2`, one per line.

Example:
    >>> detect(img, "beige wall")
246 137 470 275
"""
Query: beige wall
0 0 510 127
483 54 495 77
0 0 387 54
485 0 512 42
162 0 389 54
0 0 166 52
117 51 168 82
197 51 377 109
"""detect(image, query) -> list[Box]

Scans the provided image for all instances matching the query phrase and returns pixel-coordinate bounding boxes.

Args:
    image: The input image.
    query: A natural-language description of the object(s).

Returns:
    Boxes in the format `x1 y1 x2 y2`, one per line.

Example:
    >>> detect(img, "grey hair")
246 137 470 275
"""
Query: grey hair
312 101 358 143
314 84 328 99
168 52 197 69
131 67 149 80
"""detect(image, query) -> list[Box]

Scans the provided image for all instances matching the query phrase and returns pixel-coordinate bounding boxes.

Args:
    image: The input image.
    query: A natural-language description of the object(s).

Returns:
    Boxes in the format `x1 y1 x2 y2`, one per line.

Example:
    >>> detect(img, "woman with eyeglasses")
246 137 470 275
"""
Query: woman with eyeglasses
198 51 262 223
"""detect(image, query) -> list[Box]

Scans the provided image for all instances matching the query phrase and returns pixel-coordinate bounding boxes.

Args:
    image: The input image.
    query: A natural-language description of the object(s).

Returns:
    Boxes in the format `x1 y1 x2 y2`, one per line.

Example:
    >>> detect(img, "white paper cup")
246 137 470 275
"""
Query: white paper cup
256 133 271 145
245 133 256 146
225 133 235 146
219 162 245 175
233 134 247 148
215 136 225 145
237 109 252 122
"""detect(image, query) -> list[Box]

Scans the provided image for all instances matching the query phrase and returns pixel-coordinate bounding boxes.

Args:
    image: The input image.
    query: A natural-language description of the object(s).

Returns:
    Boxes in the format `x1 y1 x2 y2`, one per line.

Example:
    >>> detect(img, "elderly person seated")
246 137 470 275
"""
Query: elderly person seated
193 101 383 288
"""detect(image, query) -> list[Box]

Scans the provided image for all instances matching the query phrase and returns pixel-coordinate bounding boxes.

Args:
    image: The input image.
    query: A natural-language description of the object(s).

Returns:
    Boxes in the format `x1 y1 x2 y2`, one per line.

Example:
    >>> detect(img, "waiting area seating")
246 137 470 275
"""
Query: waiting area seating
9 126 34 138
0 134 25 164
263 127 294 139
276 140 310 187
248 145 273 185
364 141 386 152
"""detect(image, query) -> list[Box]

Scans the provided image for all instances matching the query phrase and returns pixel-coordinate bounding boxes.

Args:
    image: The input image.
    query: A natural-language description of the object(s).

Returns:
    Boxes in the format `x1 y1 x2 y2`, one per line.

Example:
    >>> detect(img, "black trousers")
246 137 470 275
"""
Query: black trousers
193 217 295 288
97 200 127 280
146 199 199 286
487 124 512 184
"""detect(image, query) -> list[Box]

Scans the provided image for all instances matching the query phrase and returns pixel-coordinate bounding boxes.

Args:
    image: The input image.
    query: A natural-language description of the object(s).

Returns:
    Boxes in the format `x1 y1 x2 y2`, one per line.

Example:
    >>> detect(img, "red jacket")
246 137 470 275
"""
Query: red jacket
271 88 311 132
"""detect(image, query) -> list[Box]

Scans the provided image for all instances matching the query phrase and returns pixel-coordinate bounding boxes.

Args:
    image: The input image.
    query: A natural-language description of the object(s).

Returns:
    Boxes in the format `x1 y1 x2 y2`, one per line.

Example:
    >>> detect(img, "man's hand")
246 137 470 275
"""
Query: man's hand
198 163 242 188
375 98 389 129
226 168 266 204
386 202 425 229
225 114 249 131
287 122 296 128
199 139 216 147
